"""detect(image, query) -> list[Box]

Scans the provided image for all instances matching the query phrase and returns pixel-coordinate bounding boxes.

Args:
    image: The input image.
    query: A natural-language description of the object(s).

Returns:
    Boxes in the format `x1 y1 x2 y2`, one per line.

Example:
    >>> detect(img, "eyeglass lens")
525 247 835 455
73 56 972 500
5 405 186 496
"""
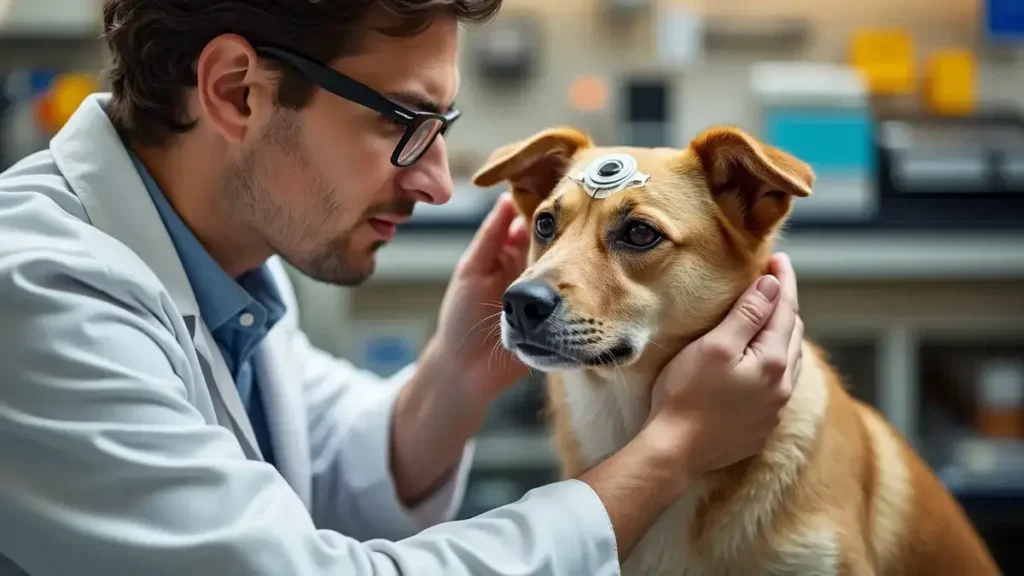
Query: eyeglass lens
398 118 445 166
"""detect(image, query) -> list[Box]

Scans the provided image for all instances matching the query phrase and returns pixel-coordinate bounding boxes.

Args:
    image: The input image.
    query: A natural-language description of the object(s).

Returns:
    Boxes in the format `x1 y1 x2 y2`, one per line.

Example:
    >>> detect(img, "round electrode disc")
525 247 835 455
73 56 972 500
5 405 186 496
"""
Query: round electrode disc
583 153 637 190
569 153 649 199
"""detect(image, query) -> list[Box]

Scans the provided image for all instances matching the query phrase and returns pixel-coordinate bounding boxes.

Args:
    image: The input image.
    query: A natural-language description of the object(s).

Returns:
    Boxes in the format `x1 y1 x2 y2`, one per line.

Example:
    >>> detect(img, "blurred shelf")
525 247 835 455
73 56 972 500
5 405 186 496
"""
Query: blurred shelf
0 0 101 40
371 230 1024 284
703 16 810 52
472 430 558 471
936 437 1024 498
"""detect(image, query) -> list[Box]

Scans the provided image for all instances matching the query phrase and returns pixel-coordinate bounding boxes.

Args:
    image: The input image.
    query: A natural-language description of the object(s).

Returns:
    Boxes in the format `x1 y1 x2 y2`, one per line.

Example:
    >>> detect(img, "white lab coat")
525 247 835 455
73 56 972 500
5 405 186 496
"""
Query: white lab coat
0 94 619 576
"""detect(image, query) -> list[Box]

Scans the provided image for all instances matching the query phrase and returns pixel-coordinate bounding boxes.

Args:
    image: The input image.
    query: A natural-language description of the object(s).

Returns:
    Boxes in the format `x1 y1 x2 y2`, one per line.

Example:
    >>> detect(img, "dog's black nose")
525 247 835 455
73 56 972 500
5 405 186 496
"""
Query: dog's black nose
503 281 561 333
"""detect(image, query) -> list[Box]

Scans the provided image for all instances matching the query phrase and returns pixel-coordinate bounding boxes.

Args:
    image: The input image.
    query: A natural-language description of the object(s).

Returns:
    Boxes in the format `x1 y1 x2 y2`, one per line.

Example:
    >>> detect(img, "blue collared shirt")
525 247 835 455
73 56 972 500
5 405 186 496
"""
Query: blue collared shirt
129 151 284 466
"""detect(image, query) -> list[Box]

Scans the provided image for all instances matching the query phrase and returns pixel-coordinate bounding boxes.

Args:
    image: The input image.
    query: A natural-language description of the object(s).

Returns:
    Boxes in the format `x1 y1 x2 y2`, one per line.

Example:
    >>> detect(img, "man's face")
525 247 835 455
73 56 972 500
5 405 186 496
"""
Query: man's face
231 16 459 285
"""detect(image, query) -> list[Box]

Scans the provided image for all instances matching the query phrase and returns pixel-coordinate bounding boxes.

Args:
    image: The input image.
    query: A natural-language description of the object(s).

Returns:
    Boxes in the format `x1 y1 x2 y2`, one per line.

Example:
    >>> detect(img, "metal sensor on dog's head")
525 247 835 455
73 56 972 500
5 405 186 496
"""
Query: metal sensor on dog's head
569 153 650 199
598 160 622 177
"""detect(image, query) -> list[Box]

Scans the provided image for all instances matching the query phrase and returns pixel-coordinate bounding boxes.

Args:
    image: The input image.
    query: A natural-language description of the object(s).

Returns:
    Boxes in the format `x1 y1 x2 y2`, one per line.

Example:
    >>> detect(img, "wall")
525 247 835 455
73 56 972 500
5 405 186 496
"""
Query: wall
447 0 1024 174
3 0 1022 173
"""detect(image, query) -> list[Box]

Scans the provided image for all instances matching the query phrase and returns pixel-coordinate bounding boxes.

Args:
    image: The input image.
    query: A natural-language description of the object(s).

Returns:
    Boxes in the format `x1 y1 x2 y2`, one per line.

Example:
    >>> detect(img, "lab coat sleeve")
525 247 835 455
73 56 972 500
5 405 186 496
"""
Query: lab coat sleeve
294 329 475 541
267 261 472 541
0 246 621 576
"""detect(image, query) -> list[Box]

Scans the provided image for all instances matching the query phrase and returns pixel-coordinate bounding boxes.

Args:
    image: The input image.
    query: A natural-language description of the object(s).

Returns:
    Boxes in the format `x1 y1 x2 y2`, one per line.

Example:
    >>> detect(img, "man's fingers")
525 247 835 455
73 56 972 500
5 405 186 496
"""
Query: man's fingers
498 241 528 283
504 239 529 278
747 252 802 387
747 273 797 378
460 193 519 272
770 252 798 312
789 316 804 365
703 274 781 363
778 316 804 395
506 213 529 247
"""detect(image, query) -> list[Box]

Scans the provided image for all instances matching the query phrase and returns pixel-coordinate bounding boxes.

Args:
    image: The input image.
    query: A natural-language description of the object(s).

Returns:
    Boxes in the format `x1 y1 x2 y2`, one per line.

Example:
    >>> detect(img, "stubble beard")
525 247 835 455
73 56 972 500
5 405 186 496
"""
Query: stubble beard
225 110 374 287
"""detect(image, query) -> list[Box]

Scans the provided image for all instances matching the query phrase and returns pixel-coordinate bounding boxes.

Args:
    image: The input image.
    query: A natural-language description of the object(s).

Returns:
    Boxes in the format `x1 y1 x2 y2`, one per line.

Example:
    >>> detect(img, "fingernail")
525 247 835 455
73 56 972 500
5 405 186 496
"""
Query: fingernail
756 275 780 301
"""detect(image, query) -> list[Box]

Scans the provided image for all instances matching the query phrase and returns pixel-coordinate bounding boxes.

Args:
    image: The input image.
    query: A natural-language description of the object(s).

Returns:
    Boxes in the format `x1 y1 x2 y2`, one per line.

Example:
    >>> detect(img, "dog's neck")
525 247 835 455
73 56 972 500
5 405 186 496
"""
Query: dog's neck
557 360 666 468
557 341 813 474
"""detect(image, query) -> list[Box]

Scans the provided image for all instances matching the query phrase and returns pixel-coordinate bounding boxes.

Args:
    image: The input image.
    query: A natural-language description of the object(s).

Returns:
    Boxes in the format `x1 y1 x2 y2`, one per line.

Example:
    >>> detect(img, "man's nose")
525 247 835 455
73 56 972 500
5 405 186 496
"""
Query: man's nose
503 281 562 335
397 136 453 205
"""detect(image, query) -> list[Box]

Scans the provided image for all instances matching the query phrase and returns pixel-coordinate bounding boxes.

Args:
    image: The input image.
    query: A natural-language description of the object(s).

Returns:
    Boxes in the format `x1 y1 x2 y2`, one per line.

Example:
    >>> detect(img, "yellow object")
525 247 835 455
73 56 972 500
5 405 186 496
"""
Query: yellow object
925 49 976 116
41 73 99 133
849 28 916 96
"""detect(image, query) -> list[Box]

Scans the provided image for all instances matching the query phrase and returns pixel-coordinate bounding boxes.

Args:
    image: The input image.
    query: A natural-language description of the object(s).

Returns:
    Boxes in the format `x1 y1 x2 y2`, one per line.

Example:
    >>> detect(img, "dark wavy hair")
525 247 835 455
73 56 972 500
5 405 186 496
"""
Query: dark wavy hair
102 0 501 147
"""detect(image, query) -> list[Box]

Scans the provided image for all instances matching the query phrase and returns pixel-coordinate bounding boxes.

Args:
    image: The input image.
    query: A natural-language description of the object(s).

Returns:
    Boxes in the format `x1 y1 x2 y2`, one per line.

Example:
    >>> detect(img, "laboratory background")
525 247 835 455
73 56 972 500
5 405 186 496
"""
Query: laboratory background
2 0 1023 571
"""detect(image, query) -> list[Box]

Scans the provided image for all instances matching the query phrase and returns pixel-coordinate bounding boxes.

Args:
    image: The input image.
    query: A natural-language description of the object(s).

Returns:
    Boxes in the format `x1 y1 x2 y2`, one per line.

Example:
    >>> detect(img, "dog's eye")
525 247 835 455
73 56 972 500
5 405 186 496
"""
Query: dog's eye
534 213 556 240
622 222 661 249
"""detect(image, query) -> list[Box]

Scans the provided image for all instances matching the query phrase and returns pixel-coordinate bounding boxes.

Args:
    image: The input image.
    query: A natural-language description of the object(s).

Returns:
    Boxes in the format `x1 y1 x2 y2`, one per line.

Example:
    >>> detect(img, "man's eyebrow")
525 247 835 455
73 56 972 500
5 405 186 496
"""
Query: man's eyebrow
385 90 451 114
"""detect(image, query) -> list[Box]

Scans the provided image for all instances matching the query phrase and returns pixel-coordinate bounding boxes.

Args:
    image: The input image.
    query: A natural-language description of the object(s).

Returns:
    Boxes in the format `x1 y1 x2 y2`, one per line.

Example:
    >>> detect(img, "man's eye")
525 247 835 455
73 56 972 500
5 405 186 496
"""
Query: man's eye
380 115 406 130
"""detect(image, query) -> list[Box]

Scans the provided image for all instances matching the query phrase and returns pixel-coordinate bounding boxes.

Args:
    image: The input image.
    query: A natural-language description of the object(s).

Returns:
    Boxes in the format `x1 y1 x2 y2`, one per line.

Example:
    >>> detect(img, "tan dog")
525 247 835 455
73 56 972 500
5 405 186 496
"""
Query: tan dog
472 126 999 576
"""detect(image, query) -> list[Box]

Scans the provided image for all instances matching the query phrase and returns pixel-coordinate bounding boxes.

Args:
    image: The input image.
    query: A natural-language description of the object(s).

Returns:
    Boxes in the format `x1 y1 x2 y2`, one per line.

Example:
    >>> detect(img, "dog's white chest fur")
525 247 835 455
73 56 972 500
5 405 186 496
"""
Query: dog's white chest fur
560 370 649 465
558 350 835 576
561 369 708 575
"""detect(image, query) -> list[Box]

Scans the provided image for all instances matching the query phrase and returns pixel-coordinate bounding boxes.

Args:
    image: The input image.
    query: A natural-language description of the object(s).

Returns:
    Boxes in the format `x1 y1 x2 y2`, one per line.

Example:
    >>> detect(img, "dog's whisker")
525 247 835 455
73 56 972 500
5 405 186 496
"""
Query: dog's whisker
485 321 504 339
639 335 667 352
612 358 627 388
487 339 506 374
455 311 503 352
485 328 505 349
495 344 512 368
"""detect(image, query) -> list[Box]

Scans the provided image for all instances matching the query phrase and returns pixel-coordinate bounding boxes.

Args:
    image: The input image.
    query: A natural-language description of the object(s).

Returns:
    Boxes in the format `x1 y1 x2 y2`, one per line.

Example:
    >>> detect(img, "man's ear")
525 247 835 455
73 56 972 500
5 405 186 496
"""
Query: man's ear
688 126 814 238
472 126 593 218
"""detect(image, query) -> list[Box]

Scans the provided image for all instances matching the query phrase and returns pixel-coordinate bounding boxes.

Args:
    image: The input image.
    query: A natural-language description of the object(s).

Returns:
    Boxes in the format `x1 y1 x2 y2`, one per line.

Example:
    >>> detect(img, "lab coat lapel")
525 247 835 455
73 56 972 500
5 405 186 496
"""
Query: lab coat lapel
48 93 263 461
255 330 313 508
188 316 264 462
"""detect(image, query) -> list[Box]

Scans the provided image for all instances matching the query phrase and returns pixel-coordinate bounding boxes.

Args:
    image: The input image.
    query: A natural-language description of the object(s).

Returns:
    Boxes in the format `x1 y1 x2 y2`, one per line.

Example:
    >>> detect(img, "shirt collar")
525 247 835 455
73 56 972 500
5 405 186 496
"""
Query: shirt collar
127 150 282 333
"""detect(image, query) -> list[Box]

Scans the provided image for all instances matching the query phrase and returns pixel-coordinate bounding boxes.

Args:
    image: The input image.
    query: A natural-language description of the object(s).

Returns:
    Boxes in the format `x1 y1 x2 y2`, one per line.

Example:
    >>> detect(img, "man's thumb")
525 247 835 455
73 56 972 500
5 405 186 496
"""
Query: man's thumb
460 193 518 271
707 275 781 354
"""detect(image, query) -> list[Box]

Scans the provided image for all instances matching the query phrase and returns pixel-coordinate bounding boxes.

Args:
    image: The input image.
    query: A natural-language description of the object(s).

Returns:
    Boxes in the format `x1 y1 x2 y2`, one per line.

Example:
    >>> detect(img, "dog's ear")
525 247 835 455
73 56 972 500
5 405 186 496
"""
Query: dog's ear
689 126 814 237
472 127 593 218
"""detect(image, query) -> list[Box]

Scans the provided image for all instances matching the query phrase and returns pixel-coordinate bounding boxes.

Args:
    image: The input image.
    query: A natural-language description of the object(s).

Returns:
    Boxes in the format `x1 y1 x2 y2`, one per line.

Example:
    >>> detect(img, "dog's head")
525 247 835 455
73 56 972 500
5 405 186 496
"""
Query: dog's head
474 125 813 373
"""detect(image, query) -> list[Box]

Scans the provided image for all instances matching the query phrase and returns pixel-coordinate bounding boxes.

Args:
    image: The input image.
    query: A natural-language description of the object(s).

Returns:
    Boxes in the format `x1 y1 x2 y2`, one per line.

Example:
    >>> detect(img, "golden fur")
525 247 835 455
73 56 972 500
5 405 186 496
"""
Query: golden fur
473 126 999 575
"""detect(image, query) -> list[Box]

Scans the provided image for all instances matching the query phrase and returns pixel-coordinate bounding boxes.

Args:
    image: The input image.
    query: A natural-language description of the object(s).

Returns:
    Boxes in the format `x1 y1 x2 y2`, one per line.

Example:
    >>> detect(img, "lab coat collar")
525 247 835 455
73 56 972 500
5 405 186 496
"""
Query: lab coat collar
50 93 200 319
48 93 263 460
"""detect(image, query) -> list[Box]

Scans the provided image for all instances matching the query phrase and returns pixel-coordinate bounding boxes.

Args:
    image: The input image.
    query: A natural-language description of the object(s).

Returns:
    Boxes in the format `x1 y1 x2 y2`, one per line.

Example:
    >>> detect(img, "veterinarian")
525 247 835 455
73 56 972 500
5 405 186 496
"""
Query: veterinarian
0 1 803 574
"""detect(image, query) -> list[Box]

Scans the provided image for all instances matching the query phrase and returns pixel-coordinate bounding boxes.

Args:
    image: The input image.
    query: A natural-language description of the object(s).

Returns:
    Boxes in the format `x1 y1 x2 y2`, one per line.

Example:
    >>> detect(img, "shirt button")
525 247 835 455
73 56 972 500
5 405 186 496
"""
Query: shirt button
238 312 255 328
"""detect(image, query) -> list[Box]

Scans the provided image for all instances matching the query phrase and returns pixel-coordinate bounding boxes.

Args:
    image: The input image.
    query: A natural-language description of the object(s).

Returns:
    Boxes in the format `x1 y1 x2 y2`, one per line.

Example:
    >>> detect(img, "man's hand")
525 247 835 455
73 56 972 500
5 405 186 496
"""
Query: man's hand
647 252 802 478
391 194 531 505
580 253 802 559
424 192 532 405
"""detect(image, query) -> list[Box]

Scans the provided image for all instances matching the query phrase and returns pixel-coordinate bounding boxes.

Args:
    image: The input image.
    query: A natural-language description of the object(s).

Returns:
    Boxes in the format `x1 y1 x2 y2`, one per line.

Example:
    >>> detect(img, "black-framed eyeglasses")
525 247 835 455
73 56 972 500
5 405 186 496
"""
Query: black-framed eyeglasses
255 45 461 168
